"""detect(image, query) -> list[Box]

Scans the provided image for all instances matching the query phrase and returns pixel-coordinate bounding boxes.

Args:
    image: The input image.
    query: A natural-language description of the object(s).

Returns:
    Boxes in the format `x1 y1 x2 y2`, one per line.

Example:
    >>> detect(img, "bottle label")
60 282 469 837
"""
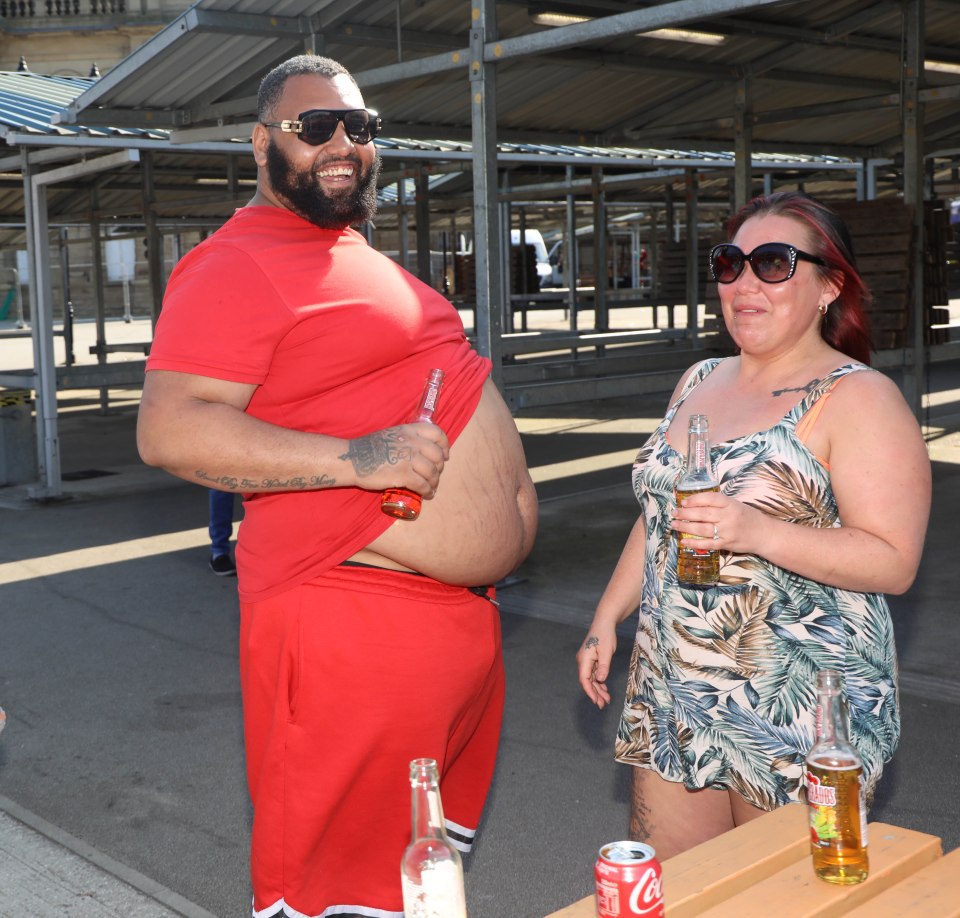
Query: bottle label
805 764 866 850
807 780 837 808
422 387 439 415
401 862 467 918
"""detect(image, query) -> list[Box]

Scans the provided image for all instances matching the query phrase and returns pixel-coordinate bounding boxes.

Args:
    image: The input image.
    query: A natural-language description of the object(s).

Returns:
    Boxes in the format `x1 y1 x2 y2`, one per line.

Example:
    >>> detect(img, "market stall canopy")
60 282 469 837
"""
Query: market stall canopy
54 0 960 164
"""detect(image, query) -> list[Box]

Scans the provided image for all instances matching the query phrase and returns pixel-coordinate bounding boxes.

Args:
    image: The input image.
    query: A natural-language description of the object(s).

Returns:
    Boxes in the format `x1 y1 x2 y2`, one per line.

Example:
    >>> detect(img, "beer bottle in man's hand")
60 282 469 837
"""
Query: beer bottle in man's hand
381 369 445 521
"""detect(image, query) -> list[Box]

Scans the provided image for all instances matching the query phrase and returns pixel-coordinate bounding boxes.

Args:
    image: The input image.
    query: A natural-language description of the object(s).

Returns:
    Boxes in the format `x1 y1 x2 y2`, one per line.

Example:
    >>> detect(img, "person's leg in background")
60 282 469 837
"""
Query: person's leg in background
208 488 237 576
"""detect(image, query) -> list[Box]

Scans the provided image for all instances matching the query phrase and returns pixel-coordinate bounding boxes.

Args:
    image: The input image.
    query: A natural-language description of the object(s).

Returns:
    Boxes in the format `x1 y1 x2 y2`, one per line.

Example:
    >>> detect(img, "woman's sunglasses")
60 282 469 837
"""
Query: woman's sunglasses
709 242 826 285
261 108 382 146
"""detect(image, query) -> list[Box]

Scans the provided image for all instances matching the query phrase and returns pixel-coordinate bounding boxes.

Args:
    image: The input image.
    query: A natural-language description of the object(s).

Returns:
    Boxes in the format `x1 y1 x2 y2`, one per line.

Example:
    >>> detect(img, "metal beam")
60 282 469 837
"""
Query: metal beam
685 169 700 348
170 123 258 144
733 77 753 209
57 108 184 128
488 0 786 59
470 0 504 388
355 0 786 87
901 0 925 421
0 145 99 173
323 20 466 53
185 9 305 38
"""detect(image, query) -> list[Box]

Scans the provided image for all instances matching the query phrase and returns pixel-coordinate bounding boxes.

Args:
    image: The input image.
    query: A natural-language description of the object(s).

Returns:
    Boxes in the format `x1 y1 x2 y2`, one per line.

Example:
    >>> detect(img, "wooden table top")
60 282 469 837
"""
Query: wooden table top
545 802 959 917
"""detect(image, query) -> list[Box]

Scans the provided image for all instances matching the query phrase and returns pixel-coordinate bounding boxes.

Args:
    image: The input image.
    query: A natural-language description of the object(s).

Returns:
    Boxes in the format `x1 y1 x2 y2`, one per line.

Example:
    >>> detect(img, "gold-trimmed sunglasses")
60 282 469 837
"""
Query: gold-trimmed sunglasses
261 108 382 145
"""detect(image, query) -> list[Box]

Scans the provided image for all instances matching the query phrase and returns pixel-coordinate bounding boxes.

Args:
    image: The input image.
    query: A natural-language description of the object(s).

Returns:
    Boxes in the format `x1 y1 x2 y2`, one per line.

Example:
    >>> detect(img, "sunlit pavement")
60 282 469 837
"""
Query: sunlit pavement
2 316 960 916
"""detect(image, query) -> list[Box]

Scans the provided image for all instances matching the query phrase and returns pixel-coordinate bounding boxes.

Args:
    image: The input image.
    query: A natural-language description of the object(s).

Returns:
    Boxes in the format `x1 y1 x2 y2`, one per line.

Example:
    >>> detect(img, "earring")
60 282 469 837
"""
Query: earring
818 302 828 316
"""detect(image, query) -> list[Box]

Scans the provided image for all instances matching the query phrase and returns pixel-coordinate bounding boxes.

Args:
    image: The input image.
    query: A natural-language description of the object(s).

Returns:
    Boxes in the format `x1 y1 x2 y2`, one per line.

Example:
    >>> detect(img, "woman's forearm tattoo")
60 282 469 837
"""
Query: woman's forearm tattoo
340 428 411 478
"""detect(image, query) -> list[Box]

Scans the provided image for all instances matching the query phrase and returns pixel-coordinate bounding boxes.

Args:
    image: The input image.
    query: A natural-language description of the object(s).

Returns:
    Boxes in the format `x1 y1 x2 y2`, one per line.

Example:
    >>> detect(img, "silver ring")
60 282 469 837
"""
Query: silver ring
713 524 720 542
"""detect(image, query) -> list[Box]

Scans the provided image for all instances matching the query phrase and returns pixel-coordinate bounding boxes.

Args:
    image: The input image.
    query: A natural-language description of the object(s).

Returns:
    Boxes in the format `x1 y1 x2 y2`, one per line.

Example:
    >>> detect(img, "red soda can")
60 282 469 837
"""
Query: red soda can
594 841 664 917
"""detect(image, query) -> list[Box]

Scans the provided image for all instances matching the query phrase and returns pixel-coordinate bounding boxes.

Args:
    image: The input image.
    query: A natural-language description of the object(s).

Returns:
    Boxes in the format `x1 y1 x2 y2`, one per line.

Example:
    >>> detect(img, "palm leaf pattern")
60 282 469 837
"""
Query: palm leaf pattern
615 359 899 809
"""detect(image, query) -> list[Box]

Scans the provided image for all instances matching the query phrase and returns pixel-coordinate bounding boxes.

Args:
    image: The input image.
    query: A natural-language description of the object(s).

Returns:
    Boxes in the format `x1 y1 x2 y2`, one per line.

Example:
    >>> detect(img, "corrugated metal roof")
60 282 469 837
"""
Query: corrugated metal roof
0 69 848 168
55 0 960 167
0 72 168 140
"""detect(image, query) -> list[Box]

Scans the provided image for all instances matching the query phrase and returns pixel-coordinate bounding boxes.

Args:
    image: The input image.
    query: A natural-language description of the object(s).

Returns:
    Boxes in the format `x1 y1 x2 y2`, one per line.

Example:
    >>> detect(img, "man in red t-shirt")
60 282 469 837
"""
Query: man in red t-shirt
138 55 537 917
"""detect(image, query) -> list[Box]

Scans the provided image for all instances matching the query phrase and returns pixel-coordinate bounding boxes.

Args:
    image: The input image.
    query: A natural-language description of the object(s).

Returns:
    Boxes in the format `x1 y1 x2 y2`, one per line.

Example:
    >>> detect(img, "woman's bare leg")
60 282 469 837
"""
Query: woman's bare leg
729 789 766 826
628 767 737 860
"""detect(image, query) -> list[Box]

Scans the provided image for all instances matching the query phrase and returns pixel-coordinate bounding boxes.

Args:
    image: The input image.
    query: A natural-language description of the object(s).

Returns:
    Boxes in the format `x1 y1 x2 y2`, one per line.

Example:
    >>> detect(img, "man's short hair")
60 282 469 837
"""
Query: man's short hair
257 55 358 121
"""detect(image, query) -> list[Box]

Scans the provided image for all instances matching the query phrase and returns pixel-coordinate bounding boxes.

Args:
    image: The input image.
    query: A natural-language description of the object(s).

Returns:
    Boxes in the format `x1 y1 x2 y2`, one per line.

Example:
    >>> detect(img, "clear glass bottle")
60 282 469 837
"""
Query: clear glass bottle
401 757 467 918
381 369 445 521
805 669 869 885
675 414 720 586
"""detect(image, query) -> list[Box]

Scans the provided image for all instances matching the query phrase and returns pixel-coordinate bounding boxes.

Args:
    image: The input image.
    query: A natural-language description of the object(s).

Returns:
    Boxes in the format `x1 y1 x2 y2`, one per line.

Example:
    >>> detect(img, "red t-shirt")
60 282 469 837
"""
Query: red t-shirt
147 206 491 601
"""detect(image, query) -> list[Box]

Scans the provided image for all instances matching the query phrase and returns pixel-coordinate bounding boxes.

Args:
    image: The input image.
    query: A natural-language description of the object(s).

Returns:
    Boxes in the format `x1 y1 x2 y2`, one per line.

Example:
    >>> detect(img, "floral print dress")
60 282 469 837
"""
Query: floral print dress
616 358 899 809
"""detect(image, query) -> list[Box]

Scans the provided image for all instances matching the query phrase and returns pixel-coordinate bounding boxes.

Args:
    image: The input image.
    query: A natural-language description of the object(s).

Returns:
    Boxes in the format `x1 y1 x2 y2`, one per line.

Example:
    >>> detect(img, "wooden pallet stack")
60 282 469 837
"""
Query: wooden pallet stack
654 238 710 306
831 199 915 350
453 252 475 298
510 243 540 295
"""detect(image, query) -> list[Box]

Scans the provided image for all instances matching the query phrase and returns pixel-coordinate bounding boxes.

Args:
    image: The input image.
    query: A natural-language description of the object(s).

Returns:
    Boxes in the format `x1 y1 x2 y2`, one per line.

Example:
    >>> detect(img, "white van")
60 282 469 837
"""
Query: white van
510 229 552 289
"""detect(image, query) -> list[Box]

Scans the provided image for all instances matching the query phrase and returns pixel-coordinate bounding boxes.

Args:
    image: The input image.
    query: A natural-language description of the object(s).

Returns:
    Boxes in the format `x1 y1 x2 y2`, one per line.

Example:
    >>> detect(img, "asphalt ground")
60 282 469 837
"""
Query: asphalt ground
1 318 960 916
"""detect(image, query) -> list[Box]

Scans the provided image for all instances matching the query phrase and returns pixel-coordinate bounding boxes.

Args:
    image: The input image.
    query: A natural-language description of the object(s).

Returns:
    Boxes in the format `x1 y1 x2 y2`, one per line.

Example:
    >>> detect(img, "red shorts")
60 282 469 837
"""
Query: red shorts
239 564 504 918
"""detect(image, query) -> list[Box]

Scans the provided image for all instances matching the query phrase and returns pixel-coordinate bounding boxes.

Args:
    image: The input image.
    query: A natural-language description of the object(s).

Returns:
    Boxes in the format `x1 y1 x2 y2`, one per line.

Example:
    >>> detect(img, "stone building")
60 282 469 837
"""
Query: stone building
0 0 193 77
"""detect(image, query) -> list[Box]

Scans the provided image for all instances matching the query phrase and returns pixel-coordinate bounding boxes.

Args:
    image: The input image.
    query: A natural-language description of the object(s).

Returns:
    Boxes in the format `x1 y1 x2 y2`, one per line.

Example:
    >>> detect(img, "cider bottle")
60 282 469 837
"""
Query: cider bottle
400 757 468 918
381 369 445 521
675 414 719 586
805 669 869 885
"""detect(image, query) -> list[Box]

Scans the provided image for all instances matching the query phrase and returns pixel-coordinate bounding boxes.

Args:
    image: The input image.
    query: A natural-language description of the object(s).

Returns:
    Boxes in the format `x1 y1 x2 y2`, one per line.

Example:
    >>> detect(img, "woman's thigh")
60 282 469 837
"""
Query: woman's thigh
629 767 738 860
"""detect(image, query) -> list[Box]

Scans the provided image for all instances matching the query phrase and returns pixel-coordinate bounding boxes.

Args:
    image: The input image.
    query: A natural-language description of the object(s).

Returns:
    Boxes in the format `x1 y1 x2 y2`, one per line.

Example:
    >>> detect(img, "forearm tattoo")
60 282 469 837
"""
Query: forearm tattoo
195 470 337 491
340 427 412 479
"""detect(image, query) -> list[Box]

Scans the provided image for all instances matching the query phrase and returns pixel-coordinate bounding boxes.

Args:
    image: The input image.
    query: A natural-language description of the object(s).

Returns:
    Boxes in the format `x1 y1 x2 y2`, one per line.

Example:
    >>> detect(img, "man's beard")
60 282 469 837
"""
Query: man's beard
265 138 381 229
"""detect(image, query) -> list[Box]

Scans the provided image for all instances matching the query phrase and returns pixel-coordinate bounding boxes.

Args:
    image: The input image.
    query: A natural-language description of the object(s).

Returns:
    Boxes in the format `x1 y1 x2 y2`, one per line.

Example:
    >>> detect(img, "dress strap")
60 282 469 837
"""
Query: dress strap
665 357 725 421
788 362 872 440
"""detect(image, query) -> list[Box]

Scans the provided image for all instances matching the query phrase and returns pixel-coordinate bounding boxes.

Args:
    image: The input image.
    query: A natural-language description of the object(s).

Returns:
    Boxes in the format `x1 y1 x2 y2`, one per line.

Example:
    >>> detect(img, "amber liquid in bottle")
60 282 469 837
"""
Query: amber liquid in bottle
675 484 721 585
381 369 445 521
805 670 869 885
675 414 720 587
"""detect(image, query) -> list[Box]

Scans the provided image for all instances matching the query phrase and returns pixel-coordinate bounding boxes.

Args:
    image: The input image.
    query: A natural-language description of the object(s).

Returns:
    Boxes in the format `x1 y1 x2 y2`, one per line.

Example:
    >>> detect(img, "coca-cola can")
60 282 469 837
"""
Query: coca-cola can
594 841 664 917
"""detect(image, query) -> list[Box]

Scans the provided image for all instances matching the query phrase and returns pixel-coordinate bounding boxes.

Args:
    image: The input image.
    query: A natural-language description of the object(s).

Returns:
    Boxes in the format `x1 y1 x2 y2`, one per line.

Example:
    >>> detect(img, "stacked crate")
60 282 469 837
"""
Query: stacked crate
832 199 954 349
831 199 914 350
510 243 540 295
453 252 476 298
654 237 714 332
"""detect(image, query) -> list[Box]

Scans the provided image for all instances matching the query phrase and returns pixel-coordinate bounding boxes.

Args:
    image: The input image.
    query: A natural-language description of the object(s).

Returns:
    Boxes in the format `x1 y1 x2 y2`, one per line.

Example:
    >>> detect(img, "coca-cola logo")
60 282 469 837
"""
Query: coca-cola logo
628 866 664 915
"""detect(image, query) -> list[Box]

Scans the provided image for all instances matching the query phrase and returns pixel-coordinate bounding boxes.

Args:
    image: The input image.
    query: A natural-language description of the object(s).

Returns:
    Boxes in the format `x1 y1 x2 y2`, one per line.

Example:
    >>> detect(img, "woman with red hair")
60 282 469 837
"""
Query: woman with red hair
577 192 931 858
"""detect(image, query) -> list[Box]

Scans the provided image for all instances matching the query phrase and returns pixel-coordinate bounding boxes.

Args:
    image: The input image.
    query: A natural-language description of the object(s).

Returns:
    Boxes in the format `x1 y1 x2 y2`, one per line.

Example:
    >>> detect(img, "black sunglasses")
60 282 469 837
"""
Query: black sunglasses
261 108 382 145
709 242 826 285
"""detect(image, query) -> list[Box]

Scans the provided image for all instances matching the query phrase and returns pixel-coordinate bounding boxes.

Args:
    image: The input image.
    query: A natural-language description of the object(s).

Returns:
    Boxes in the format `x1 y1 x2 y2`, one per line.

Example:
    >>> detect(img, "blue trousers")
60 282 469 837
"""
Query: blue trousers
208 489 236 557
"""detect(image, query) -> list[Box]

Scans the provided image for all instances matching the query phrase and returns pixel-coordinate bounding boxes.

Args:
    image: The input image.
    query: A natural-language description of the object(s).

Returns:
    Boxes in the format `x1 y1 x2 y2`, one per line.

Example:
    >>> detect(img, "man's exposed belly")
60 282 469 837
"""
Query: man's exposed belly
353 378 537 585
